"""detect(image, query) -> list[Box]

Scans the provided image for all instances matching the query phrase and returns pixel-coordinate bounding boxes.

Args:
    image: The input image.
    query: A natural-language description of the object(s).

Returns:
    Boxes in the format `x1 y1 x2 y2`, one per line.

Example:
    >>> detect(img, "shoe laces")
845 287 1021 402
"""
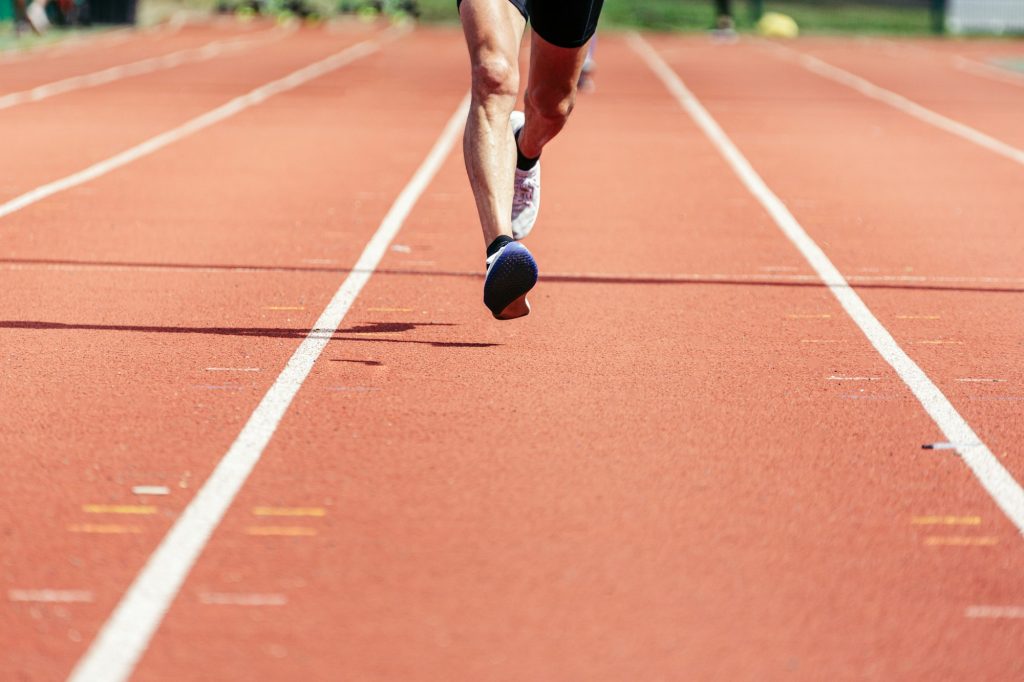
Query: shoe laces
513 173 538 210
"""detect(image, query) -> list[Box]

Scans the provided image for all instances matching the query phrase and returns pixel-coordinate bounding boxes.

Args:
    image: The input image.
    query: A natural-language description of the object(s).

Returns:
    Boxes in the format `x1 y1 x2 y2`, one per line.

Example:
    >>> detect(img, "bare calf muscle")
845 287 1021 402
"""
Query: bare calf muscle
459 0 604 319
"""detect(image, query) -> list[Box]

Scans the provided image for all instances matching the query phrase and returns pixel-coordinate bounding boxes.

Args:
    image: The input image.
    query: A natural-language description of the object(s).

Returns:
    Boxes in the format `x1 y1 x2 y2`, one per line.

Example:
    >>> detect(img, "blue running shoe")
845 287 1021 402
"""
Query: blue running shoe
483 241 538 320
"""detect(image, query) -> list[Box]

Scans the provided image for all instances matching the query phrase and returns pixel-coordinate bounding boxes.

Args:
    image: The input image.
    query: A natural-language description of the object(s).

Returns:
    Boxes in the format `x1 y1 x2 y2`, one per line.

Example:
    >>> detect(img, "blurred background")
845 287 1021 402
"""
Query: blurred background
1 0 1022 52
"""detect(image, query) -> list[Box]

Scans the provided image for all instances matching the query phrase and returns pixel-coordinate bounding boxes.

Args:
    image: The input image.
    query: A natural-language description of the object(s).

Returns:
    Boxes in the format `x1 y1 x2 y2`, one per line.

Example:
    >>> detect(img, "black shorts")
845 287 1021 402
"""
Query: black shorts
458 0 604 49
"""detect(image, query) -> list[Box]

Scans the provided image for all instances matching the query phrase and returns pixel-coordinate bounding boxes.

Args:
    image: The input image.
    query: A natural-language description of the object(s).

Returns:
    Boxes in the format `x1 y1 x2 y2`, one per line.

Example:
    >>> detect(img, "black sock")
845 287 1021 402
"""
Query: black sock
515 130 540 171
487 235 514 259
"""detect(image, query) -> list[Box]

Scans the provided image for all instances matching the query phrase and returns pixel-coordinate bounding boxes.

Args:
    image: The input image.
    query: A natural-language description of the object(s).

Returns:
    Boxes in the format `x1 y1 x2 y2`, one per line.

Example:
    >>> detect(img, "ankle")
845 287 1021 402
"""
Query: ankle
487 235 514 258
514 130 540 171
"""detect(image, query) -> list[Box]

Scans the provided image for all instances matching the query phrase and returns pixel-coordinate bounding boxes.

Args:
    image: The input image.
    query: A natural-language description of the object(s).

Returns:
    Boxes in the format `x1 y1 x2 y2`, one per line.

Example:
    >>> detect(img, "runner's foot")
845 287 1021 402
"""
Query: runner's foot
26 2 49 33
578 58 596 92
483 239 538 320
510 111 541 240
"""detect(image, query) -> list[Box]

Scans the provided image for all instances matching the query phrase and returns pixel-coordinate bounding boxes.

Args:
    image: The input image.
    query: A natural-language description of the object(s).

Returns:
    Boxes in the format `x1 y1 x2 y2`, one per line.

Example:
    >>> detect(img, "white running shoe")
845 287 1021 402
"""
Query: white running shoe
509 110 540 240
26 2 50 33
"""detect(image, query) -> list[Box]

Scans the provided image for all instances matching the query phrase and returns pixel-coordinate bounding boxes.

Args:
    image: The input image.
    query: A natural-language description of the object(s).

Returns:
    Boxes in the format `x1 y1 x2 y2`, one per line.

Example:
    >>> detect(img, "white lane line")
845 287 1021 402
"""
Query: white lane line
0 25 404 225
756 41 1024 169
966 605 1024 619
862 37 1024 90
922 442 979 451
953 56 1024 89
67 92 470 682
131 486 170 496
629 34 1024 537
0 25 292 111
9 589 94 603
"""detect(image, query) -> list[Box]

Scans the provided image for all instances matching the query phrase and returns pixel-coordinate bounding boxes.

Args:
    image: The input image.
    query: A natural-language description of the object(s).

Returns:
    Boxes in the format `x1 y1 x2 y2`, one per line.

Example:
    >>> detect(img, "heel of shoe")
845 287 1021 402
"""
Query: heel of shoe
494 293 531 320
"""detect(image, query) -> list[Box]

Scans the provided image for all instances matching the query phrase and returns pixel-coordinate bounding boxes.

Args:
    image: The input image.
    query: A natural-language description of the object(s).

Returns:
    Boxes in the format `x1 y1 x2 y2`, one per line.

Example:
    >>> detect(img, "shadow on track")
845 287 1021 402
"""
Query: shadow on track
0 320 500 348
2 257 1023 295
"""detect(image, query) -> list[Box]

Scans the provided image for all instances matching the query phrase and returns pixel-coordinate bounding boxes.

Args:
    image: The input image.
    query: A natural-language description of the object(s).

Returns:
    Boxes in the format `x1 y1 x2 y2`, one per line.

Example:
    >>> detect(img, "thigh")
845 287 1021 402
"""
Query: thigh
459 0 528 67
526 0 604 49
526 27 591 95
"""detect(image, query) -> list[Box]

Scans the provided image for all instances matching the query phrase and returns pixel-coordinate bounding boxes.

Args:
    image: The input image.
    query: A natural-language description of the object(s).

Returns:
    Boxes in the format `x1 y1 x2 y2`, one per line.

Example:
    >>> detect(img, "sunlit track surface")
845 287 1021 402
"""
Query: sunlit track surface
0 21 277 94
1 24 1022 681
754 38 1024 161
0 23 295 111
0 20 392 204
0 25 138 64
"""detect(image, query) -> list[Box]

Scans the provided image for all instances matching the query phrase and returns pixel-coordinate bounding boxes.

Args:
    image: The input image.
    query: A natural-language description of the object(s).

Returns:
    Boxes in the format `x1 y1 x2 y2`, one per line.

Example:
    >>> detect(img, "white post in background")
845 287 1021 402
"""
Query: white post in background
947 0 1024 33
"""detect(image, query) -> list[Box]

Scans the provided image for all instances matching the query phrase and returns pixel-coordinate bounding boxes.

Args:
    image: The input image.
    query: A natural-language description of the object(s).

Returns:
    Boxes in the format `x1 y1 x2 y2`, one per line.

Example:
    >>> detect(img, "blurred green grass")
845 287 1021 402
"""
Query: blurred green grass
0 0 936 44
753 3 931 34
416 0 933 35
0 23 113 51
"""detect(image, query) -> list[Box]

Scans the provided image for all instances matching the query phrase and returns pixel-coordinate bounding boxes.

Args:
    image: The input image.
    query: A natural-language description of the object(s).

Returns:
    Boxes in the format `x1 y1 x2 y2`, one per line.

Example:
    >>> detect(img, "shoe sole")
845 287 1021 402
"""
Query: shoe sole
484 242 538 320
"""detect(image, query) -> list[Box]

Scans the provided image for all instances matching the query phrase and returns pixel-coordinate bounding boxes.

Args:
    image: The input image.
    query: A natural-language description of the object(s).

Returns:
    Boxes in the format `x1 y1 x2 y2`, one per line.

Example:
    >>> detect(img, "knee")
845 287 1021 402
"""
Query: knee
526 82 576 123
470 54 519 102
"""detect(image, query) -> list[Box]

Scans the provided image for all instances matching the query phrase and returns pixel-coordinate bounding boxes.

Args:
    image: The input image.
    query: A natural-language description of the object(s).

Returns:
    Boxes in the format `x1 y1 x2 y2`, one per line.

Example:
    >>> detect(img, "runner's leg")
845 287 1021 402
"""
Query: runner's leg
516 32 593 159
459 0 528 246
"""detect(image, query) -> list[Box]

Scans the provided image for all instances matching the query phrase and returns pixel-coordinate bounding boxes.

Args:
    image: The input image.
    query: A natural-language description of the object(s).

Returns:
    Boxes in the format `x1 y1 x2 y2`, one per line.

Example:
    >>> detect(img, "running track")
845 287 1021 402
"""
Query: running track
2 19 1023 680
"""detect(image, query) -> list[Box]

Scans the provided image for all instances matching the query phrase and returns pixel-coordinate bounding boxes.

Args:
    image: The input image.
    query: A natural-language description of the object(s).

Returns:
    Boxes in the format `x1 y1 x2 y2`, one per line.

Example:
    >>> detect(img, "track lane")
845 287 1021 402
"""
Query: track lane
634 32 1024 535
4 26 1022 681
0 21 274 96
647 28 1024 658
762 37 1024 151
866 37 1024 91
127 32 1023 680
0 27 457 682
0 23 293 113
646 34 1024 495
0 22 386 206
865 36 1024 64
0 26 138 65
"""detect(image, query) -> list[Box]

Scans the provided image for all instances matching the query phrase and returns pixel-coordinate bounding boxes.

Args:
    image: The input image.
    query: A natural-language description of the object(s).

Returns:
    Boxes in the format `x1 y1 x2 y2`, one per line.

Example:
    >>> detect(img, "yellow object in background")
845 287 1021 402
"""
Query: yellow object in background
757 12 800 38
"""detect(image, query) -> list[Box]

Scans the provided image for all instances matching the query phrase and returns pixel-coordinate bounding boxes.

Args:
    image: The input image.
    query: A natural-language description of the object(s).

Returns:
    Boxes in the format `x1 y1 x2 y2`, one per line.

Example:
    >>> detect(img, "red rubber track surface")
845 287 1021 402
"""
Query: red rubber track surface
853 35 1024 63
771 36 1024 148
1 23 1022 681
0 22 273 93
0 26 139 64
0 21 381 203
